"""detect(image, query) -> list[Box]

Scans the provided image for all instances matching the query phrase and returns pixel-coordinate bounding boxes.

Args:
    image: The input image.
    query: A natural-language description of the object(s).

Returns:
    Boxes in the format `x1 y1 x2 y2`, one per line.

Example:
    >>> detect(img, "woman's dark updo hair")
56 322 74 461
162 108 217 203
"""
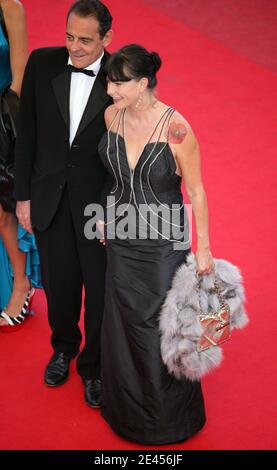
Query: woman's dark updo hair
105 44 162 89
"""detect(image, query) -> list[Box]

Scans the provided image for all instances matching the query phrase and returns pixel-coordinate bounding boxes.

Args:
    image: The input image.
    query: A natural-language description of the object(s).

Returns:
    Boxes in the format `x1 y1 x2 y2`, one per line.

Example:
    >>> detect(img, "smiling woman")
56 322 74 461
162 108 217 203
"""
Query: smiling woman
97 43 213 445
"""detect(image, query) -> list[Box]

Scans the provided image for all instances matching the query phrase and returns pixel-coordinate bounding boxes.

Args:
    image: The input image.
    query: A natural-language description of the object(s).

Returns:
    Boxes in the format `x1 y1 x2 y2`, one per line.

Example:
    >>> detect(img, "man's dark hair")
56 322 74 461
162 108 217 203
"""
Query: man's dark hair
67 0 112 38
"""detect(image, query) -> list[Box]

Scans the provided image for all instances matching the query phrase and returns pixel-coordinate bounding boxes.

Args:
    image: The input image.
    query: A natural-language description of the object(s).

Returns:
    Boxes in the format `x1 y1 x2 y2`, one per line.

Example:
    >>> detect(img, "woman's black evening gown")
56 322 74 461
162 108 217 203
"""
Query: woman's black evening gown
98 108 206 445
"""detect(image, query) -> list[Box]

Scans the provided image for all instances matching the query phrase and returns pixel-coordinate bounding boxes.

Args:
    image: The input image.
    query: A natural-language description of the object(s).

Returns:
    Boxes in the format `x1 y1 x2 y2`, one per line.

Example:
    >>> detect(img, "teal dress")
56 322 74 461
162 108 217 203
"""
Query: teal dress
0 22 41 310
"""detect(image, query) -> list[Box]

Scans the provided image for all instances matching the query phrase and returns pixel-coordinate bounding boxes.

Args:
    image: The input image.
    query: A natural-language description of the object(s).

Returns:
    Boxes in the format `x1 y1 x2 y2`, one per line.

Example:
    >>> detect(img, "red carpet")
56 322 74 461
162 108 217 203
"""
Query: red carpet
1 0 276 450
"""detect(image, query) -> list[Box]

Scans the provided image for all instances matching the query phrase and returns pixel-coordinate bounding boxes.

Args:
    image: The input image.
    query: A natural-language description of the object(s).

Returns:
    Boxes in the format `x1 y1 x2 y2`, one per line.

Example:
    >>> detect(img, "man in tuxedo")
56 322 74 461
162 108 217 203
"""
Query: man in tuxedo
14 0 113 407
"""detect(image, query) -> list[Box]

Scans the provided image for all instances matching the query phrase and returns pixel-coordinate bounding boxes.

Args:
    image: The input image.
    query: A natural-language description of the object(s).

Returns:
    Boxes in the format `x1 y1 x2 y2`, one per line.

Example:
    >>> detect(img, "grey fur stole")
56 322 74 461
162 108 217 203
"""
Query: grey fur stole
159 254 249 381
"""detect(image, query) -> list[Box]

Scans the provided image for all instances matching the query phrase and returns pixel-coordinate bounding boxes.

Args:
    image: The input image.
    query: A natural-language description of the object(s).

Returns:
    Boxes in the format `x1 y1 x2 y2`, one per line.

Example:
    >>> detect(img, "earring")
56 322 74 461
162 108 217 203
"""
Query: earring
135 93 143 109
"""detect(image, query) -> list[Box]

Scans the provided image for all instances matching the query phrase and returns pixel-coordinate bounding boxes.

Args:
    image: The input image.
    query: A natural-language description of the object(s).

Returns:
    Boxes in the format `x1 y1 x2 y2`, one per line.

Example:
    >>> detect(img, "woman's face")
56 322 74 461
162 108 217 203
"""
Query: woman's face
107 78 143 109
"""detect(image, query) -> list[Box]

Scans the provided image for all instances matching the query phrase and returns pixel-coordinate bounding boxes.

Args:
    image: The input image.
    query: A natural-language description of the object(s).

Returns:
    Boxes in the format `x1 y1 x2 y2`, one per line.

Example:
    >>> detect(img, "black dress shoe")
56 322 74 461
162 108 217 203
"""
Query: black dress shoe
83 378 101 408
44 352 71 387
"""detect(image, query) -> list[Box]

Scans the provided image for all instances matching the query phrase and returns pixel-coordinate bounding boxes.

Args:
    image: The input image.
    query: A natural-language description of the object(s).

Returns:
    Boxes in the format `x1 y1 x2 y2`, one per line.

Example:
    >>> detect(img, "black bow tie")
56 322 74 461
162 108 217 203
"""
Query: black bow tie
68 64 95 77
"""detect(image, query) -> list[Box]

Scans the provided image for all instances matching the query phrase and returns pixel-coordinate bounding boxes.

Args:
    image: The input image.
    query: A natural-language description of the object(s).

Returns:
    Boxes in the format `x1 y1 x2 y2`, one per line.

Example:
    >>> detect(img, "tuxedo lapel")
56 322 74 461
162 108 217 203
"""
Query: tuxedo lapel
75 70 110 139
52 68 71 130
51 51 110 137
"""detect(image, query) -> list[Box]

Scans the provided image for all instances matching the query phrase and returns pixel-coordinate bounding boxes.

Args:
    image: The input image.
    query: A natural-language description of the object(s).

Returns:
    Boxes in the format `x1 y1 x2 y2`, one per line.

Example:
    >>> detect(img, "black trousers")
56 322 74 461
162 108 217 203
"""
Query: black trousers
35 189 106 380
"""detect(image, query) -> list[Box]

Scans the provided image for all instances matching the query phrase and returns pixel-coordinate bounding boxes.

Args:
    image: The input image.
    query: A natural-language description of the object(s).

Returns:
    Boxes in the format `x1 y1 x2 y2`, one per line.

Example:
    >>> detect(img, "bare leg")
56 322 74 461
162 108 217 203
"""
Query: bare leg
0 204 30 324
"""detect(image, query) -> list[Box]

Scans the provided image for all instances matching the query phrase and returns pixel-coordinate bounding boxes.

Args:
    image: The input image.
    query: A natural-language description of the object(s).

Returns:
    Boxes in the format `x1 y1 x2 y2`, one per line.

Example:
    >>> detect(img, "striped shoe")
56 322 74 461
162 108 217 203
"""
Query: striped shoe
0 288 35 332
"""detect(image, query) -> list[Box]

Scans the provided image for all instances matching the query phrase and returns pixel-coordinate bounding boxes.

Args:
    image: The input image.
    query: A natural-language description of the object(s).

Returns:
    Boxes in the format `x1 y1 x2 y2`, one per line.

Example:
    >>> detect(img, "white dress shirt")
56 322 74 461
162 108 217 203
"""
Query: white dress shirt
68 52 104 146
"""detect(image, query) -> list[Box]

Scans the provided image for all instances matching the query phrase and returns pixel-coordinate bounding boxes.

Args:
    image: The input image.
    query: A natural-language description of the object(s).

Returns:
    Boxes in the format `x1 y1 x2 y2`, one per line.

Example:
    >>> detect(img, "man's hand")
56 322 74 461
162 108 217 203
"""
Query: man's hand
16 200 33 233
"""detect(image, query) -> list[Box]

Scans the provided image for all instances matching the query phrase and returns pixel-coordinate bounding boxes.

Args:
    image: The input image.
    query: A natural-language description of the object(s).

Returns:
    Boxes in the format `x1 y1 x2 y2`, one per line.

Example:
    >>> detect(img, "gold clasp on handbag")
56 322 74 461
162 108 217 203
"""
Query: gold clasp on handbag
196 273 231 352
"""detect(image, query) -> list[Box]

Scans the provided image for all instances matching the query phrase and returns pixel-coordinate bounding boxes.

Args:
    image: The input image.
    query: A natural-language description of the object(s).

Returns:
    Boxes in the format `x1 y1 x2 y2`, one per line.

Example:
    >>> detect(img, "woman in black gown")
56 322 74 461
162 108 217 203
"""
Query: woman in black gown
98 44 213 445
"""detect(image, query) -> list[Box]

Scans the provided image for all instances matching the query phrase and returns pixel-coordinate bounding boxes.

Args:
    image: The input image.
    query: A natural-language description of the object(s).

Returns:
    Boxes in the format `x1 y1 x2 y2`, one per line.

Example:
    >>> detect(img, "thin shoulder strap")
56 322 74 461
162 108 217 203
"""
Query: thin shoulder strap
107 109 121 132
159 107 176 143
122 106 174 143
146 106 174 144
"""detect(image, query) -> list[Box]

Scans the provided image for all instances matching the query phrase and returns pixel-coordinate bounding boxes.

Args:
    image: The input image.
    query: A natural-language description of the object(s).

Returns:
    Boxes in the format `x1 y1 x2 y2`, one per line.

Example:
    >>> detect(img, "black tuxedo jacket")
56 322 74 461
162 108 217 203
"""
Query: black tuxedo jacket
14 47 112 242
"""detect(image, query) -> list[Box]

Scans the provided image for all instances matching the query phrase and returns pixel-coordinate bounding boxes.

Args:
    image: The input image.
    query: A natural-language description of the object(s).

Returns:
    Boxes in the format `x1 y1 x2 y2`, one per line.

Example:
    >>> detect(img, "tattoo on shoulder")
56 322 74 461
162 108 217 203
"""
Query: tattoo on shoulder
167 122 188 144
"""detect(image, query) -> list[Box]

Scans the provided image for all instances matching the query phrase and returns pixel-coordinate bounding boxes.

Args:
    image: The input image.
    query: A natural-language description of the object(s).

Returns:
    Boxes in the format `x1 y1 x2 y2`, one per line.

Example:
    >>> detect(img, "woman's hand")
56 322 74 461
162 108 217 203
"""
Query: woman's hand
195 248 214 275
96 220 106 246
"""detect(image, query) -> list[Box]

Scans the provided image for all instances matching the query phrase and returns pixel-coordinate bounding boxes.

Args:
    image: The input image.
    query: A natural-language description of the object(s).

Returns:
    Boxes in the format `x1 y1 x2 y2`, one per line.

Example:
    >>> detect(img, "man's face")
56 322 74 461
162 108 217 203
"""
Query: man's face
66 13 112 68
